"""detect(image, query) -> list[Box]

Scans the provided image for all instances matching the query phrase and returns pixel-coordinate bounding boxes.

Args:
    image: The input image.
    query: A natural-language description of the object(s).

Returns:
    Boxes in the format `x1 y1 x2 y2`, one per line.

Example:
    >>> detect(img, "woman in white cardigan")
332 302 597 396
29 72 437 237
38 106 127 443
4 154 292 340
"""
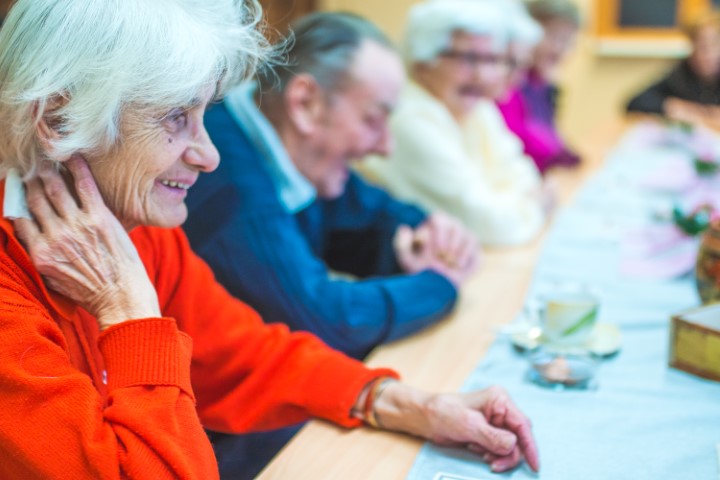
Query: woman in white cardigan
357 0 554 246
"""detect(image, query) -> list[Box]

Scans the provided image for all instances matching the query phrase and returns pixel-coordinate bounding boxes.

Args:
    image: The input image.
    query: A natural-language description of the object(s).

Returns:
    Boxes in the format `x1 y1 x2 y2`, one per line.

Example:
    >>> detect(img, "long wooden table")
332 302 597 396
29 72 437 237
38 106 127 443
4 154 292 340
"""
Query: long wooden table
258 121 625 479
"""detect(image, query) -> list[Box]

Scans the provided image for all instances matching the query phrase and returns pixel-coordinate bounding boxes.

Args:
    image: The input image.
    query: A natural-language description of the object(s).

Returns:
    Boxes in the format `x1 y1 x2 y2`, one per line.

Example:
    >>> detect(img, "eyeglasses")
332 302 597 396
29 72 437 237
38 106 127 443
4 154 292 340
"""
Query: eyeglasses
438 50 511 69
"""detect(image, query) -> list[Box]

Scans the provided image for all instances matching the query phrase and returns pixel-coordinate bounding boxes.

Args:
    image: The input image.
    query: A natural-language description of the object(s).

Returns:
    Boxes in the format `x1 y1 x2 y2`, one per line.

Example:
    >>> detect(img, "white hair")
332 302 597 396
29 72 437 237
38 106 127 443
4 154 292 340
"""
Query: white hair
524 0 582 27
402 0 510 65
0 0 270 177
507 0 544 47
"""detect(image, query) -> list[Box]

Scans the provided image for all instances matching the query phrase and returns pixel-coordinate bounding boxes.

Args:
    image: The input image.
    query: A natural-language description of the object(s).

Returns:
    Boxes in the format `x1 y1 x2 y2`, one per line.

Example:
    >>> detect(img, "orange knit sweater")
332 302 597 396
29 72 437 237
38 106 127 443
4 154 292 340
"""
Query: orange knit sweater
0 184 398 479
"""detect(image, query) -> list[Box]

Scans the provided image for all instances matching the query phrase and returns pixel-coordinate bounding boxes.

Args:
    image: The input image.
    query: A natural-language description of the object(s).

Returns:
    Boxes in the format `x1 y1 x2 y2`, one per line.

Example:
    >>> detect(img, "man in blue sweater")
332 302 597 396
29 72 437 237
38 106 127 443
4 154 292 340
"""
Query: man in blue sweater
183 12 479 478
185 12 479 361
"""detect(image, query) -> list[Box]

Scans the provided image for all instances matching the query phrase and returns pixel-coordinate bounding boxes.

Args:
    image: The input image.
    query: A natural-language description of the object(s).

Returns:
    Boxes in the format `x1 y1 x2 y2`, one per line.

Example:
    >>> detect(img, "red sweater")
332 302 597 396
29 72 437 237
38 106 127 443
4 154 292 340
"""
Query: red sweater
0 184 397 479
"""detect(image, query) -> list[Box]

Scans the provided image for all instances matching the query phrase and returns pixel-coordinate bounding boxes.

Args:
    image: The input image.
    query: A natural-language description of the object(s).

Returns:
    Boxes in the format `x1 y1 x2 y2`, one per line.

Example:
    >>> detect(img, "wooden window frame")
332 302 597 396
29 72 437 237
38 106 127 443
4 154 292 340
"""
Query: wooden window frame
596 0 715 39
594 0 716 57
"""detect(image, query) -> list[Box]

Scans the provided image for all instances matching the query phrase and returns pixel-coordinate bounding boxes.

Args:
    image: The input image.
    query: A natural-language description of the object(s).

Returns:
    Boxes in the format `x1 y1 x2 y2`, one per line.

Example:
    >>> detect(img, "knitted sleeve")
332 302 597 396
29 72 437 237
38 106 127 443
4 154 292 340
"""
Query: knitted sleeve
141 226 400 433
0 238 219 479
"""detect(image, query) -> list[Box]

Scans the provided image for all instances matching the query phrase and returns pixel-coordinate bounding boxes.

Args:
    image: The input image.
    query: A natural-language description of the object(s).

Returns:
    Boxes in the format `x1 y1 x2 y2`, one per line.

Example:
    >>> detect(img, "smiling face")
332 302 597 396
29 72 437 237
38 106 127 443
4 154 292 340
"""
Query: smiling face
413 31 509 121
296 40 406 199
86 87 219 230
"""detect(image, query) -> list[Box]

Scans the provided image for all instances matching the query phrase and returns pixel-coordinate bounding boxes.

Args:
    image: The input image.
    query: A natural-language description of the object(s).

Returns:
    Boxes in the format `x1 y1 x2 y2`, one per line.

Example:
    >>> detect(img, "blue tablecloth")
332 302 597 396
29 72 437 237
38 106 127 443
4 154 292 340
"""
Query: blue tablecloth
406 128 720 480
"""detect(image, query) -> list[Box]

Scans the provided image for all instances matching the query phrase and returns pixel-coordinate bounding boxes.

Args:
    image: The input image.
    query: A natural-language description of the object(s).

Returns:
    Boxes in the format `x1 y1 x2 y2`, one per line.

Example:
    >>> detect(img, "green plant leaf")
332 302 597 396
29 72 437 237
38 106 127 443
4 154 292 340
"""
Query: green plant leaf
673 204 711 236
694 158 720 177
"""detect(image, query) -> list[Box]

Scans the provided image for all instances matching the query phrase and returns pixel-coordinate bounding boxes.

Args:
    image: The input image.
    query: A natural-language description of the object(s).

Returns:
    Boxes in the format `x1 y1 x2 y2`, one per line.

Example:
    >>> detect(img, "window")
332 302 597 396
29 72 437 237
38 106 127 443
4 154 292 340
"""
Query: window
595 0 717 56
618 0 678 29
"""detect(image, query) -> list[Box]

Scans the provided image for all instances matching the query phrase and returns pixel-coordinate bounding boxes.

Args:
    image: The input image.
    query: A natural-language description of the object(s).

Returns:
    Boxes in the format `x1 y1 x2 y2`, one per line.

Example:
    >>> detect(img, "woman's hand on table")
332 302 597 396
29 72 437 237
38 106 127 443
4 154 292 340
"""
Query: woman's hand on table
394 212 480 287
13 156 160 330
372 382 539 473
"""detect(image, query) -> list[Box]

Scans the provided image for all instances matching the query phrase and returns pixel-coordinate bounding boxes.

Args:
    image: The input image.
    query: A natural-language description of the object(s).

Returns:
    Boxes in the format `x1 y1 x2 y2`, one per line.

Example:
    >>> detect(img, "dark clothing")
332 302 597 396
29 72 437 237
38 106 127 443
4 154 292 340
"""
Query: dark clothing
208 425 302 480
626 59 720 114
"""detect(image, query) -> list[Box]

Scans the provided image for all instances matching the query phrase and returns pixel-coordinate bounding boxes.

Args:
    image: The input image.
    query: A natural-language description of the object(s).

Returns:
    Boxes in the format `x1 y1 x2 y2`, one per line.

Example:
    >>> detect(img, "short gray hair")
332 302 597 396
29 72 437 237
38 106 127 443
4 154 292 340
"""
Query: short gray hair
402 0 510 65
258 12 394 95
524 0 582 27
0 0 270 177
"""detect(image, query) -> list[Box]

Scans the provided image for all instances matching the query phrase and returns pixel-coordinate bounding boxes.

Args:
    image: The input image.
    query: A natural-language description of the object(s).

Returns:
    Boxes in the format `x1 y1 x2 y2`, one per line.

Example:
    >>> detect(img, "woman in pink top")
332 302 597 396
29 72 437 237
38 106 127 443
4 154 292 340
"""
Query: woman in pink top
497 0 581 174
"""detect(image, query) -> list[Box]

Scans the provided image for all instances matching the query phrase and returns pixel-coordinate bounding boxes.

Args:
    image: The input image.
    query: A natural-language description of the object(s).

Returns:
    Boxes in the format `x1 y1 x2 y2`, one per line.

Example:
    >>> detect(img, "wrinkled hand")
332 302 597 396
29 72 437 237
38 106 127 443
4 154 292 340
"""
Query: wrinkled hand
394 212 480 287
375 384 539 473
13 156 160 330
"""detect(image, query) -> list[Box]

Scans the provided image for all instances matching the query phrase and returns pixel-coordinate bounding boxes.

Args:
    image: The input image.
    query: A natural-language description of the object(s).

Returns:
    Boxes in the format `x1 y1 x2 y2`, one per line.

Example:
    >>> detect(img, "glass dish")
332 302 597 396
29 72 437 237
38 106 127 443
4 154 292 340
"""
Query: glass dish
526 349 599 390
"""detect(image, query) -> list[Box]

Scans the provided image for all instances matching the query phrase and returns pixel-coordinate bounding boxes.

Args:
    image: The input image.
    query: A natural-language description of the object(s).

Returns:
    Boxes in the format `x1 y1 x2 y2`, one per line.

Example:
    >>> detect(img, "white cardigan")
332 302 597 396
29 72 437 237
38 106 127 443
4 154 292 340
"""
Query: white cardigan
357 81 545 246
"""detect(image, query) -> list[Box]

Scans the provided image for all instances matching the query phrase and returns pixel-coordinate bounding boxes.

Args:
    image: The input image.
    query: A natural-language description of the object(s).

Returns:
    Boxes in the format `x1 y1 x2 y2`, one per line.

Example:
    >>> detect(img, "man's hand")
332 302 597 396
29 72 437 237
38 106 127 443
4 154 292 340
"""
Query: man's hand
393 212 480 287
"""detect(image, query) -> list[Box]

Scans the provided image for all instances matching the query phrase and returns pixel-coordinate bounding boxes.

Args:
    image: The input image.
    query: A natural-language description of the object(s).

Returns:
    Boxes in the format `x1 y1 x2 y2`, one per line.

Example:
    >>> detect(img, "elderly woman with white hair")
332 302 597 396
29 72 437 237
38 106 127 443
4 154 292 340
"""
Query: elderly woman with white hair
0 0 539 478
358 0 554 247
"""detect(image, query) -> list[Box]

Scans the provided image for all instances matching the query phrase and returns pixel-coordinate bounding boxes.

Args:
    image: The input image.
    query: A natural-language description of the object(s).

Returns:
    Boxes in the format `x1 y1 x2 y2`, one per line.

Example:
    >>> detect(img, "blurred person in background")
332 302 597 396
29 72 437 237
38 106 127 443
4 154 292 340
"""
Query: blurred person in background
183 13 482 474
185 12 479 363
626 11 720 129
497 0 582 173
357 0 554 246
503 0 544 99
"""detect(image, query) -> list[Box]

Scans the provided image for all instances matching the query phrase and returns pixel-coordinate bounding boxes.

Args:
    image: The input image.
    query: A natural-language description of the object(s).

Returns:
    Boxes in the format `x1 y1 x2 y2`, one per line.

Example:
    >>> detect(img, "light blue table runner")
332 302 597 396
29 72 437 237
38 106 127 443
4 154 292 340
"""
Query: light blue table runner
406 130 720 480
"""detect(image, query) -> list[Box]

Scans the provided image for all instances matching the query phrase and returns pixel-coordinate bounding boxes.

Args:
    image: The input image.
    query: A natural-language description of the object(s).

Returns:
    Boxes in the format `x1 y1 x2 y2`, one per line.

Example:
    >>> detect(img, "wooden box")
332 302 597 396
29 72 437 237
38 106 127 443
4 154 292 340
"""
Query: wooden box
670 303 720 381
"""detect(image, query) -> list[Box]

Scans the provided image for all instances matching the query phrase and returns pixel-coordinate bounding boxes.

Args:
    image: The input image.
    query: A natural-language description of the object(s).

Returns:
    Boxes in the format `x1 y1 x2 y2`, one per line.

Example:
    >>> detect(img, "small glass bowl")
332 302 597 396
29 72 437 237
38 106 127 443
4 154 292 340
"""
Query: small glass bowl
526 348 599 390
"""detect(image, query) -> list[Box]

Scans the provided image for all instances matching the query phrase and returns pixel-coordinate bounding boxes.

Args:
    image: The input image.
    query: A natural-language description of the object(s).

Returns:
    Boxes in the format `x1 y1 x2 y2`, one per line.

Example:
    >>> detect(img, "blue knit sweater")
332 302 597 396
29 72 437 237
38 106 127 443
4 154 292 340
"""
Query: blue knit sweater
184 102 457 359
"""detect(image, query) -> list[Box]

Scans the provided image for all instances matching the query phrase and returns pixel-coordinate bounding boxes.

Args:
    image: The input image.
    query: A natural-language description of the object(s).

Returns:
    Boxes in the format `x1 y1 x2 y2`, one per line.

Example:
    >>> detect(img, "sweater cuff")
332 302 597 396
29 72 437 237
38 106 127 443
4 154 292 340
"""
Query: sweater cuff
311 361 400 428
99 318 195 401
382 270 457 343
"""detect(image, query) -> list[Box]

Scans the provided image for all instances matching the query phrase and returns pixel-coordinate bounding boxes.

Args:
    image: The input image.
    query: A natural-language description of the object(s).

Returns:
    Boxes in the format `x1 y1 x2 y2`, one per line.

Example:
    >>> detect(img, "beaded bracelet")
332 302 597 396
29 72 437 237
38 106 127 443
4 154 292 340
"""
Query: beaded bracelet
363 377 395 428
